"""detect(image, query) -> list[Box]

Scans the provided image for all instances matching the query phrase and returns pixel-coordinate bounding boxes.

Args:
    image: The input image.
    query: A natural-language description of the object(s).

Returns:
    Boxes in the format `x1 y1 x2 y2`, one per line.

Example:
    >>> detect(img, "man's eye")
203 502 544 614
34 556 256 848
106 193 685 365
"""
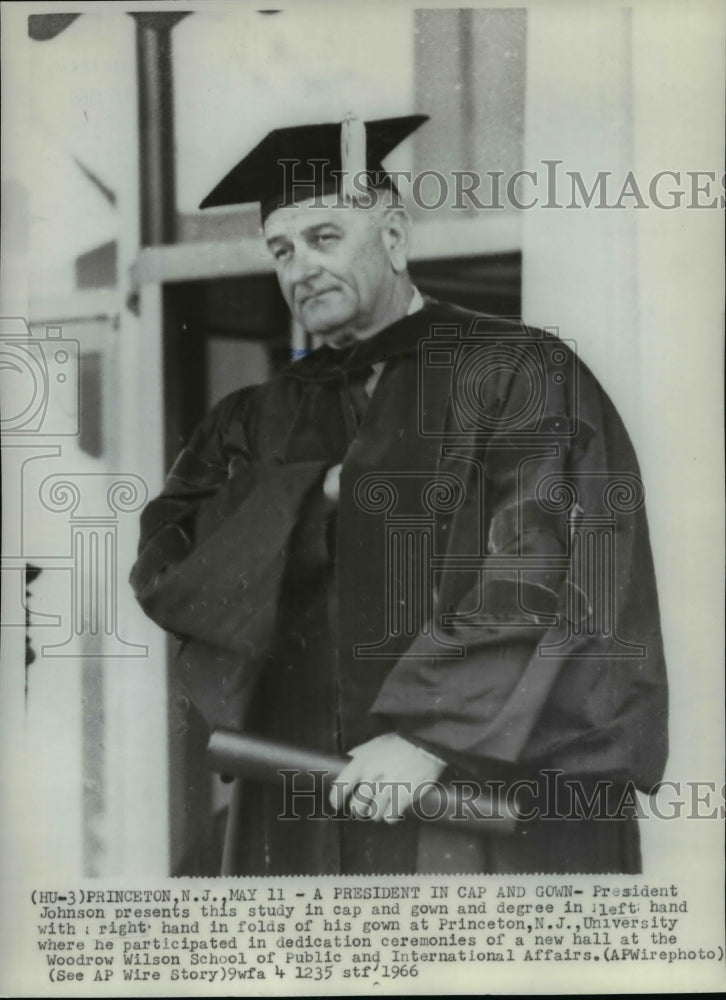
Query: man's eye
273 247 291 262
313 232 339 247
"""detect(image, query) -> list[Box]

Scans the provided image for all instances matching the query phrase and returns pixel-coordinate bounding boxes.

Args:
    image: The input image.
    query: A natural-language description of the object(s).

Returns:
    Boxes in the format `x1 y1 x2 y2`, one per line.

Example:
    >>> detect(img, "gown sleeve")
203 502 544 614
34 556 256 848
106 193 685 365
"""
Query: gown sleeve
130 386 329 729
369 358 668 790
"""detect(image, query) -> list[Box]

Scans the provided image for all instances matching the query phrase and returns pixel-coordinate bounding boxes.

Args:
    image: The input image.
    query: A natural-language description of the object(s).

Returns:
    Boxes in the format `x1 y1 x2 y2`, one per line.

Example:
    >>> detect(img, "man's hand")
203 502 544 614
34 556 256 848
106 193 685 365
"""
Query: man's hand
329 733 446 823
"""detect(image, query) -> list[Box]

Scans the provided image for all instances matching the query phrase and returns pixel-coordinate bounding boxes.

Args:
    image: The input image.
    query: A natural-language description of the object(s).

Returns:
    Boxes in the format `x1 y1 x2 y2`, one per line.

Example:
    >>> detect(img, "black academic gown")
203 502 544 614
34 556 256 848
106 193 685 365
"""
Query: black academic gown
131 299 668 876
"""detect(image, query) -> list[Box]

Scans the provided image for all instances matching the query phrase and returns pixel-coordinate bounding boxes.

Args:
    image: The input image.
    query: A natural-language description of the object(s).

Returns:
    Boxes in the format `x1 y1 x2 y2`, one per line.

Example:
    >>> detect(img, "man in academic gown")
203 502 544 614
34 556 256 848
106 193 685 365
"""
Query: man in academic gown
130 116 668 876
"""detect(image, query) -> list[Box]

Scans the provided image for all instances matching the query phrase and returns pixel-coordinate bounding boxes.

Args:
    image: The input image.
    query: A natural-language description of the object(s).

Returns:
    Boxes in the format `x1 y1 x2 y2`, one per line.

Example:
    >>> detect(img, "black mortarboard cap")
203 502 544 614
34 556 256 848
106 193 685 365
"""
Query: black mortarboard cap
199 114 428 221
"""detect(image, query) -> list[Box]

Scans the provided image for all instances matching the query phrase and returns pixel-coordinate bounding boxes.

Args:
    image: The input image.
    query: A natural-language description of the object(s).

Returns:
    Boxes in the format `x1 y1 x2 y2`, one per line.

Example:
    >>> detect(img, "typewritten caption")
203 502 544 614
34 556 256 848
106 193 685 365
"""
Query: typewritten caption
31 880 725 988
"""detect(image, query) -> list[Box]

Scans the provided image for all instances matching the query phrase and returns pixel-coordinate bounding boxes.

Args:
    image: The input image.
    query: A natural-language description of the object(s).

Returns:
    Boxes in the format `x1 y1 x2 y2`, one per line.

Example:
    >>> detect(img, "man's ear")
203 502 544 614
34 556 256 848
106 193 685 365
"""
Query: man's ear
380 207 411 273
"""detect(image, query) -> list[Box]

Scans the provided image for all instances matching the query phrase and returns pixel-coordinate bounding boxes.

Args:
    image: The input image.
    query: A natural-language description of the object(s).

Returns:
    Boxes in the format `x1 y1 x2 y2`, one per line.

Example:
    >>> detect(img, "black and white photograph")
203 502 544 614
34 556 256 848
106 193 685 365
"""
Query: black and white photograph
1 0 724 994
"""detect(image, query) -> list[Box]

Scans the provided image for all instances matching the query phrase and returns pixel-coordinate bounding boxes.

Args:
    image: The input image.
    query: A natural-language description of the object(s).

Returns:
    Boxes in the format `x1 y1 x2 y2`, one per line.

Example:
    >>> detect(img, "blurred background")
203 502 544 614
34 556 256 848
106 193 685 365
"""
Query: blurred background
1 2 723 882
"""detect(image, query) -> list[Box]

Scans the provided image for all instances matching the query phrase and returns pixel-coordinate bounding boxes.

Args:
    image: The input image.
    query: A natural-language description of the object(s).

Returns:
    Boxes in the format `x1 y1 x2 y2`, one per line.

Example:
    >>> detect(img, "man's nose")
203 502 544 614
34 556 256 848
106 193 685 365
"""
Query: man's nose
288 243 322 284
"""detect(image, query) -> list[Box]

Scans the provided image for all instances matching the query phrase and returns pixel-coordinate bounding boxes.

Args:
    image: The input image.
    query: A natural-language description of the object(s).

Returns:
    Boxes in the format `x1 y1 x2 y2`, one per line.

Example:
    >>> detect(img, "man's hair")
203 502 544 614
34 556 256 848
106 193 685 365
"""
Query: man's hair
349 172 407 213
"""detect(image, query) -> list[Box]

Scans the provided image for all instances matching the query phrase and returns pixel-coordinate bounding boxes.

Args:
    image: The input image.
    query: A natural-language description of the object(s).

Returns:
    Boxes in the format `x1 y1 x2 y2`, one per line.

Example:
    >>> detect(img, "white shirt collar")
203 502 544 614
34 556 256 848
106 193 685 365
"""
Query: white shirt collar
407 286 424 315
366 287 423 392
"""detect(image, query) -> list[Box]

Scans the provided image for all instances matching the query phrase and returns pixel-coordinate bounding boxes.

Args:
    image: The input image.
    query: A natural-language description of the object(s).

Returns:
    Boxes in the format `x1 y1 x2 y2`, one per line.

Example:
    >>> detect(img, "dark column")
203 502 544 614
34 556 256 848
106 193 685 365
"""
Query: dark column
129 12 190 246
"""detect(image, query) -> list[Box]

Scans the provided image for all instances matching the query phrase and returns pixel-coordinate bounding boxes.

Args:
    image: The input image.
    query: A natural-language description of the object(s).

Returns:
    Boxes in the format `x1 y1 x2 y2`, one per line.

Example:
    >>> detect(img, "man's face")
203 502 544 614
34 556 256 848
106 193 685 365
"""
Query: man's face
263 195 398 348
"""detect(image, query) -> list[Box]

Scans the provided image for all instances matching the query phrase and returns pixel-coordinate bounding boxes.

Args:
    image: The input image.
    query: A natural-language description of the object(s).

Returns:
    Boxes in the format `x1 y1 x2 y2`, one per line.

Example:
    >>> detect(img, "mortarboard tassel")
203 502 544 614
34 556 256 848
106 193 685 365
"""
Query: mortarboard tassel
341 114 366 204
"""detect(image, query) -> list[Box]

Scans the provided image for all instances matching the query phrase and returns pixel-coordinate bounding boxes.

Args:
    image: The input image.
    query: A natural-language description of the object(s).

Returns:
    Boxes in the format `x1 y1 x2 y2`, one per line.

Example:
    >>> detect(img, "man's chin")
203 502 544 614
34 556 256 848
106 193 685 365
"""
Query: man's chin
304 312 357 347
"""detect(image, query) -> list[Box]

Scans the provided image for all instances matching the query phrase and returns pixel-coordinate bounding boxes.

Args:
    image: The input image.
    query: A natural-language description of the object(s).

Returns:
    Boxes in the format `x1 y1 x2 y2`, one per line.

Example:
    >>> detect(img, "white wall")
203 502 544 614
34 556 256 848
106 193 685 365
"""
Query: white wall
1 7 170 879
